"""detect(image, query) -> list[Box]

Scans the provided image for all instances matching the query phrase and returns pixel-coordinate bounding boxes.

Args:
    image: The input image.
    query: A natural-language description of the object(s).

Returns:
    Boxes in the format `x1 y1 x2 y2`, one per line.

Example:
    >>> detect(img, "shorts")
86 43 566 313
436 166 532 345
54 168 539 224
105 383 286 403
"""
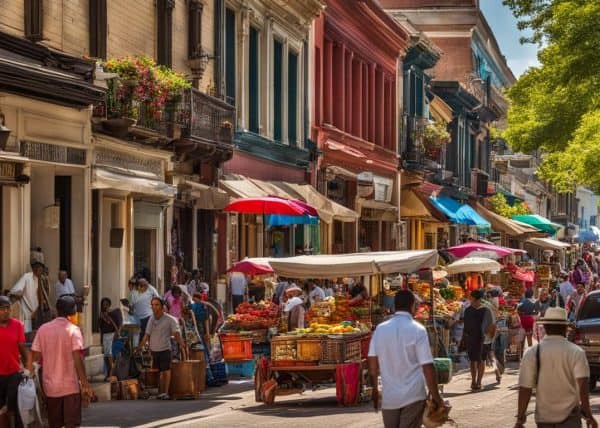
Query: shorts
46 393 82 428
520 315 535 333
102 333 114 357
0 372 21 412
152 350 172 372
466 336 484 362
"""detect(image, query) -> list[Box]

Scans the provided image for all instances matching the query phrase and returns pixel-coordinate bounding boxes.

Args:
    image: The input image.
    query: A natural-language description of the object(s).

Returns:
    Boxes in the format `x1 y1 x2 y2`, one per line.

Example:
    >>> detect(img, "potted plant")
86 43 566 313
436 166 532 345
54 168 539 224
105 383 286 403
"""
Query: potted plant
422 120 451 159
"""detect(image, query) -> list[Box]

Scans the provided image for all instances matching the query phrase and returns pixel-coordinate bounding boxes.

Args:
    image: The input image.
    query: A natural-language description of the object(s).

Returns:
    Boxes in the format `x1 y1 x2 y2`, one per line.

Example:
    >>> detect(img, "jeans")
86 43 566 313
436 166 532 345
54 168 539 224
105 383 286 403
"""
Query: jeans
382 400 426 428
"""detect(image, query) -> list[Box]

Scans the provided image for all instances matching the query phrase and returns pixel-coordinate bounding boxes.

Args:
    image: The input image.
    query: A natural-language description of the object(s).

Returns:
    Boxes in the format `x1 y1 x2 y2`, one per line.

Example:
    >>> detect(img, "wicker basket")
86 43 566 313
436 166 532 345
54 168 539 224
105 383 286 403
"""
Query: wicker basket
321 335 362 364
296 338 323 361
270 336 298 361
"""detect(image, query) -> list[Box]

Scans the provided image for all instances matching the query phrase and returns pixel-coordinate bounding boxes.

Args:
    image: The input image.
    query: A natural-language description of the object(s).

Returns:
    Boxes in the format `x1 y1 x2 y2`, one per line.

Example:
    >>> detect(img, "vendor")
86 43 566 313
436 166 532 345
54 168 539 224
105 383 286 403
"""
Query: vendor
284 286 306 331
465 272 483 293
349 280 369 305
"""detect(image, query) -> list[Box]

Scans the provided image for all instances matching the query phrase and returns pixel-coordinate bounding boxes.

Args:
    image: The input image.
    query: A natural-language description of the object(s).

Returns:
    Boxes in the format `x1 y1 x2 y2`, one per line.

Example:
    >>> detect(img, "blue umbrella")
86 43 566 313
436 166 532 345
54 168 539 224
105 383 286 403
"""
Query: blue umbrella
266 215 319 226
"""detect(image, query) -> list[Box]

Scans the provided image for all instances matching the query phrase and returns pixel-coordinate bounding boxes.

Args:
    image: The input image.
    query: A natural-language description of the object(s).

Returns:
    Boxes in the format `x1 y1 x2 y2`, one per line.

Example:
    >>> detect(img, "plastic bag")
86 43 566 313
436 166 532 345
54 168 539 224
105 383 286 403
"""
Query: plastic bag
422 397 452 428
18 377 37 425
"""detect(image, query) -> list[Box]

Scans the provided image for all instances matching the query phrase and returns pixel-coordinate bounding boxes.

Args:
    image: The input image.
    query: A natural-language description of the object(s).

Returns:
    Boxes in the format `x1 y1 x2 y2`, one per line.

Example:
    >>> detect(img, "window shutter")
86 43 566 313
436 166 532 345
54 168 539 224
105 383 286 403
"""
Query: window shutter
157 0 175 67
24 0 43 42
188 0 203 59
89 0 107 59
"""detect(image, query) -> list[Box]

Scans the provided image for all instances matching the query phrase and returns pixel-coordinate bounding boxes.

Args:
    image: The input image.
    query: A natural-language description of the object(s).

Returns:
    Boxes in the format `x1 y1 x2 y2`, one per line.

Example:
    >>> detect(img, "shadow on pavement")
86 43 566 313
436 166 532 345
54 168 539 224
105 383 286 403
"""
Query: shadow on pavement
240 396 372 418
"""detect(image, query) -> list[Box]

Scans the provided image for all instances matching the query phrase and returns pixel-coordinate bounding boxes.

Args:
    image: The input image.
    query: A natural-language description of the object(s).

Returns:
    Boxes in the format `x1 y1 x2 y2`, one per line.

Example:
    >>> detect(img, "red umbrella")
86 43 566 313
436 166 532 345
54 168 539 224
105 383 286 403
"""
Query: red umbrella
228 259 273 275
447 242 523 259
224 197 308 215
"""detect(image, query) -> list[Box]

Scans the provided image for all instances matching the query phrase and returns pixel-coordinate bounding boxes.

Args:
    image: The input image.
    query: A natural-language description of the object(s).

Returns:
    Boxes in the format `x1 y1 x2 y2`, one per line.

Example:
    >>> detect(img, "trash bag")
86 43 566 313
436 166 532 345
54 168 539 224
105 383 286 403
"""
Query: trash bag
18 377 37 425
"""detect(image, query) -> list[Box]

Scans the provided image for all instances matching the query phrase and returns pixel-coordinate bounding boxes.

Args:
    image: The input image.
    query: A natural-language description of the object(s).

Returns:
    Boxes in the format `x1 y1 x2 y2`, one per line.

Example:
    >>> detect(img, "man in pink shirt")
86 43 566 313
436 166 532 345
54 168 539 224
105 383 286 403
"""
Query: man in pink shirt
31 296 92 428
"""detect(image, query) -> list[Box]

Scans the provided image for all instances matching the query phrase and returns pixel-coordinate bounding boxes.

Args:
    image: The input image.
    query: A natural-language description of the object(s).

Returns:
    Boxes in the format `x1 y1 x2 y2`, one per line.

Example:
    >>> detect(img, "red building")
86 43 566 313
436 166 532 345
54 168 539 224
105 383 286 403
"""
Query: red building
313 0 409 253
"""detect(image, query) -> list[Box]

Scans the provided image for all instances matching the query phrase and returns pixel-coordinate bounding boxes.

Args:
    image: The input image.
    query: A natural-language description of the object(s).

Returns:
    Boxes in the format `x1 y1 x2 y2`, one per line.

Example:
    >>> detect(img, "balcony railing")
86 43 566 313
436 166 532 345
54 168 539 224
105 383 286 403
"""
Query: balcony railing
401 115 443 170
181 88 236 145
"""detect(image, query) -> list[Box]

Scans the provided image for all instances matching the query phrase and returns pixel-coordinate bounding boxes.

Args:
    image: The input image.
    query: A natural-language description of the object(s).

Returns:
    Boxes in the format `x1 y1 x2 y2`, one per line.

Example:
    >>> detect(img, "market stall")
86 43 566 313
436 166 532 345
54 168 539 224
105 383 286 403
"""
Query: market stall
255 250 439 405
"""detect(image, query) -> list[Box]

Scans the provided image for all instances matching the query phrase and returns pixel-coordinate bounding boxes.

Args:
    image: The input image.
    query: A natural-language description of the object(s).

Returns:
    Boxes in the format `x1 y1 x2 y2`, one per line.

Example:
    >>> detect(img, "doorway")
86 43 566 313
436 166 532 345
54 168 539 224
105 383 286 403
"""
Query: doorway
134 228 157 284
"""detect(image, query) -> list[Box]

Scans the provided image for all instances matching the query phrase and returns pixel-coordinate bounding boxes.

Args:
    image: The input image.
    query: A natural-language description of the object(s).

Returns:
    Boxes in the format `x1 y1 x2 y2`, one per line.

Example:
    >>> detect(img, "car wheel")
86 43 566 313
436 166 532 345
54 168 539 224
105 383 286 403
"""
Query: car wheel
589 376 597 392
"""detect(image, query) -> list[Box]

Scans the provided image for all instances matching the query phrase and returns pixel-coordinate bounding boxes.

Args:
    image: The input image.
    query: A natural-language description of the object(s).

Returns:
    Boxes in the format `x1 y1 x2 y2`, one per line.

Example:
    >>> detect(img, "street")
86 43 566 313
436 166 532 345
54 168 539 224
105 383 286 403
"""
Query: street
81 362 600 427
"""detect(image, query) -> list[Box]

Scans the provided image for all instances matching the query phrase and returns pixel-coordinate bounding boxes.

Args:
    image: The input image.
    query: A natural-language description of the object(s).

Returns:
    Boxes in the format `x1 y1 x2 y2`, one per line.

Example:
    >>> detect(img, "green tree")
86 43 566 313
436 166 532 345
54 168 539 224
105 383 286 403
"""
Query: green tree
502 1 600 191
489 193 531 218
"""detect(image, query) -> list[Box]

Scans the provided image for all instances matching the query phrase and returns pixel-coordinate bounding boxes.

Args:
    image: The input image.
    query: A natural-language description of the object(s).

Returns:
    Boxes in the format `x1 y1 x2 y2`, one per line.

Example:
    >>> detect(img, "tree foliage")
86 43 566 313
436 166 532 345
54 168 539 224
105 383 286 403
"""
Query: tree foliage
502 1 600 191
489 193 531 218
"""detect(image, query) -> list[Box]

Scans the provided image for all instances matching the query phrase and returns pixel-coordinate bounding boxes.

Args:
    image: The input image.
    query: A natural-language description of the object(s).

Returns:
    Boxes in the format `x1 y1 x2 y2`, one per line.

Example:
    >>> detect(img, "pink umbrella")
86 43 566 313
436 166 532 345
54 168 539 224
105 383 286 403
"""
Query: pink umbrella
447 242 524 259
227 259 273 275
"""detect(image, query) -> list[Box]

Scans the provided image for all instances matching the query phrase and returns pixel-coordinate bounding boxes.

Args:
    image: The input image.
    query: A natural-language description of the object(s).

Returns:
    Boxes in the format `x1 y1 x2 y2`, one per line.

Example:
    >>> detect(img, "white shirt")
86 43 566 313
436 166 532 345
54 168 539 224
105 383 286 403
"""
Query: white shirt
309 286 326 304
519 335 589 424
230 273 247 296
368 311 433 409
559 281 575 304
55 278 75 302
130 285 159 320
324 287 334 298
284 296 303 312
10 272 39 321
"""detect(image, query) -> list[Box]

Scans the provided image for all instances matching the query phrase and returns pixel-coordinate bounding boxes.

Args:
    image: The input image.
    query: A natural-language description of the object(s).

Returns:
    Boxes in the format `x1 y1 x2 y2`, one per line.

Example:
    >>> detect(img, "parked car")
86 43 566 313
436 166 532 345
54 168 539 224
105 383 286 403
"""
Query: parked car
571 290 600 390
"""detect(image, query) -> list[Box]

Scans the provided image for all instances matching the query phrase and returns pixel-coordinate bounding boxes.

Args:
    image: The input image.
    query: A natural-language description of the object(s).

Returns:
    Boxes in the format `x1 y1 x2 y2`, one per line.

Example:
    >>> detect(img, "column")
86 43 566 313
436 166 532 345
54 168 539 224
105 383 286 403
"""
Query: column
324 39 333 125
332 42 345 130
369 63 376 143
362 62 368 140
238 7 250 130
192 207 198 269
282 39 289 144
264 14 274 138
352 59 363 138
345 50 353 134
375 68 384 146
391 79 397 153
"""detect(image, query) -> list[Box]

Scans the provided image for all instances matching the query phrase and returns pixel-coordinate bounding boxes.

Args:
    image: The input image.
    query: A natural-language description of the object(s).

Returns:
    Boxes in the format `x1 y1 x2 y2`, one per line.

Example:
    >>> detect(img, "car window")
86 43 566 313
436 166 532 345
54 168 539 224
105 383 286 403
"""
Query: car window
579 296 600 320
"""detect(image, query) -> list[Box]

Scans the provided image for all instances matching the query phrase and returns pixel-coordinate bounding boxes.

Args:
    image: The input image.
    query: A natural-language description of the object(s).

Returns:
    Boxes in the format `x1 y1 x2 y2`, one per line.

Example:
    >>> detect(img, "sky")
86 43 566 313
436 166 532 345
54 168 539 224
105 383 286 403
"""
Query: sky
480 1 540 77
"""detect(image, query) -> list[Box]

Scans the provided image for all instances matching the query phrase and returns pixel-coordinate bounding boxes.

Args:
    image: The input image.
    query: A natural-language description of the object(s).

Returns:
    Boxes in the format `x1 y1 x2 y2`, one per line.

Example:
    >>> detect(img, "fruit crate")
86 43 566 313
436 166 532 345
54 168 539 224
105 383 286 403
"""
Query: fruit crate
220 334 253 361
226 359 256 378
271 336 298 361
321 335 362 364
296 337 323 361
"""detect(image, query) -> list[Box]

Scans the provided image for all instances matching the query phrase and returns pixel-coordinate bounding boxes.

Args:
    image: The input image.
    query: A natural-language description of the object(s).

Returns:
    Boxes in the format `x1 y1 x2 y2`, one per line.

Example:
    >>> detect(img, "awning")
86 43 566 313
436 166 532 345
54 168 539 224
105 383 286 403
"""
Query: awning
220 178 266 198
285 183 359 223
512 214 563 235
325 165 357 181
400 189 448 222
526 237 571 250
358 198 398 222
430 196 491 232
92 167 176 198
179 180 230 210
267 250 438 278
474 203 541 236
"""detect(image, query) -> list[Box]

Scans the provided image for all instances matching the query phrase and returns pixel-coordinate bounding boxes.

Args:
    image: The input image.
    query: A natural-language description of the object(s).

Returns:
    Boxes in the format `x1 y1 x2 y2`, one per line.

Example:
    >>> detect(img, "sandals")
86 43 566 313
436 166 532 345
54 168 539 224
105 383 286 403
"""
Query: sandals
156 393 171 400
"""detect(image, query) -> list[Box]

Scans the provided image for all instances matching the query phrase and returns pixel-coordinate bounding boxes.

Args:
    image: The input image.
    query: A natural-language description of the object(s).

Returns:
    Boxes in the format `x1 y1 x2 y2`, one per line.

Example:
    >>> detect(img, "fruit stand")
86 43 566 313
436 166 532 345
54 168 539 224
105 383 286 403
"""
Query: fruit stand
254 250 439 405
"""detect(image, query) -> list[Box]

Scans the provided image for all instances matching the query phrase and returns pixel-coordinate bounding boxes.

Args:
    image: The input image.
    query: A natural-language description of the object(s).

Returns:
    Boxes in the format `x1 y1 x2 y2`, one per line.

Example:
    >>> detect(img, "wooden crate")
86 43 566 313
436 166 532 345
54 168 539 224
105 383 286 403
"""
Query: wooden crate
220 334 253 361
296 338 322 361
270 336 298 361
321 335 362 364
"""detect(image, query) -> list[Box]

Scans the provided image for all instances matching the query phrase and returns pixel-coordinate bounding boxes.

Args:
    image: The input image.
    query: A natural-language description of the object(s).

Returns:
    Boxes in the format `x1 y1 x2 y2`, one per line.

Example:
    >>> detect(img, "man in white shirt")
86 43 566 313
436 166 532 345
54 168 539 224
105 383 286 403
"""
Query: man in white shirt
129 278 159 343
307 281 325 305
559 272 575 306
516 307 597 428
9 262 45 333
229 272 247 312
55 270 76 303
368 290 444 428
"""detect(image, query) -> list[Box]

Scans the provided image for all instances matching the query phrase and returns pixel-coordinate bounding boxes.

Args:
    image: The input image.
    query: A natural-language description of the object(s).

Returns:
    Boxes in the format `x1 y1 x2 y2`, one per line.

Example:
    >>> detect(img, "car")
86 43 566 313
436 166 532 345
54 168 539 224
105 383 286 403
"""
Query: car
571 290 600 391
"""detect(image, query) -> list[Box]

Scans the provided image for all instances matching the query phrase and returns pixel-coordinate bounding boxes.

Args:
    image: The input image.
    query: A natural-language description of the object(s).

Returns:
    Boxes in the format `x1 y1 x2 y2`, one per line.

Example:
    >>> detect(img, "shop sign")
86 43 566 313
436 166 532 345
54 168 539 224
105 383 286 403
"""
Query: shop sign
0 161 17 179
21 141 86 165
95 148 163 179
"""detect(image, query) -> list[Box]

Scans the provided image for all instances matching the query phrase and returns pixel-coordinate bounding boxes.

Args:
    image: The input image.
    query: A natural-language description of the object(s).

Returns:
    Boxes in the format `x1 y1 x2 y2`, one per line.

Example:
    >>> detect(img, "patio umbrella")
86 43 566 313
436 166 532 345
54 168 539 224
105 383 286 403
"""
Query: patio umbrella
227 259 274 275
223 197 310 216
447 242 524 260
512 214 563 235
446 257 502 275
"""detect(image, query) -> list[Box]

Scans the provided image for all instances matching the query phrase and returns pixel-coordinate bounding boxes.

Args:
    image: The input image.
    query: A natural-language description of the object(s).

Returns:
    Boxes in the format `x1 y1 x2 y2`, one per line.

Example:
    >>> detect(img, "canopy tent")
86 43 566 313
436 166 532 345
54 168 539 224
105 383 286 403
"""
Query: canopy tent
447 242 525 260
228 259 274 275
526 237 571 250
223 197 311 216
267 250 439 279
473 203 541 237
446 257 502 275
430 196 491 232
512 214 563 235
575 230 599 243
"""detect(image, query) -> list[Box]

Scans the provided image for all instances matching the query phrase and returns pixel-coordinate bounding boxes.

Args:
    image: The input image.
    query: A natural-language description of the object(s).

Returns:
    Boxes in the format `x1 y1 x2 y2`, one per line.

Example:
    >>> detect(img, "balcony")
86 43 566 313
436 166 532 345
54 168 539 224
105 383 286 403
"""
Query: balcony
401 115 444 172
180 88 235 146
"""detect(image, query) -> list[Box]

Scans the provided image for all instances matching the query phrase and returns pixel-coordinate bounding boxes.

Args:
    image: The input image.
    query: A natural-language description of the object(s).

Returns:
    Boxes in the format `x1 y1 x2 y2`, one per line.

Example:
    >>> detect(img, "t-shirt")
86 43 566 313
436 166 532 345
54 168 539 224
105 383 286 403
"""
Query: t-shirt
32 317 84 397
145 313 180 352
54 279 75 302
0 318 25 375
309 286 326 304
559 281 575 304
165 291 184 319
368 312 433 409
99 309 123 335
230 273 247 296
191 302 208 335
130 285 159 320
518 298 537 315
519 336 589 424
463 305 490 340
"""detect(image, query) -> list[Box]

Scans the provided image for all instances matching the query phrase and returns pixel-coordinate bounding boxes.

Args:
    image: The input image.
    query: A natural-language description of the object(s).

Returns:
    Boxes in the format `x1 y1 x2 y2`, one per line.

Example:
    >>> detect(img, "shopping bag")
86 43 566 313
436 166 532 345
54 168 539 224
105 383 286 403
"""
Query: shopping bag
18 377 37 425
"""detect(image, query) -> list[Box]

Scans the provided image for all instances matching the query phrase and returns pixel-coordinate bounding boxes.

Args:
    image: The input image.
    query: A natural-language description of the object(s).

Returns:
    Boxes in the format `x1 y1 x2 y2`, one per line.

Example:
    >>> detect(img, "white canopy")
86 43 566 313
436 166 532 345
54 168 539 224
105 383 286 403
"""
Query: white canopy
446 257 502 275
92 167 176 198
267 250 438 279
526 237 571 250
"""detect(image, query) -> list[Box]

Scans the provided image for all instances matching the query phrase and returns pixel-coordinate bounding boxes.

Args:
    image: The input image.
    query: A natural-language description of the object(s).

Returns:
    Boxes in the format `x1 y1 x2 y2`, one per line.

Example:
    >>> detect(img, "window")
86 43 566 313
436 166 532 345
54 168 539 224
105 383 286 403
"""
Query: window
156 0 174 67
188 0 203 59
224 8 236 105
287 51 298 146
89 0 107 59
24 0 43 42
273 39 283 142
248 27 260 133
405 69 424 117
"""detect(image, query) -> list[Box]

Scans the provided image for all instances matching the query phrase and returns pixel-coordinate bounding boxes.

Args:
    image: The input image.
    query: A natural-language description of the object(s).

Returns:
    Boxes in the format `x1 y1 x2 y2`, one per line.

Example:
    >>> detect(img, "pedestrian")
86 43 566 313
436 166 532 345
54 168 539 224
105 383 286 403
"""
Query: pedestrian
572 259 590 286
463 289 495 391
284 286 306 331
229 272 247 312
349 281 369 305
534 288 552 341
517 288 537 354
54 270 76 303
368 290 444 428
567 282 586 322
99 297 122 381
559 272 575 306
9 261 48 334
0 295 29 428
190 293 211 351
31 296 92 428
273 277 290 305
515 307 598 428
307 280 325 305
129 277 159 343
137 297 187 400
164 285 185 320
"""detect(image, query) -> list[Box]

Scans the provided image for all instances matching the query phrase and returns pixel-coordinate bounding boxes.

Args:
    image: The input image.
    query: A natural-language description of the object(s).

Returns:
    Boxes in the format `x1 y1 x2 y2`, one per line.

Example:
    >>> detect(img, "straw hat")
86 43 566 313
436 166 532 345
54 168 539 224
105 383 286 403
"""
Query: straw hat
538 307 569 325
285 285 303 294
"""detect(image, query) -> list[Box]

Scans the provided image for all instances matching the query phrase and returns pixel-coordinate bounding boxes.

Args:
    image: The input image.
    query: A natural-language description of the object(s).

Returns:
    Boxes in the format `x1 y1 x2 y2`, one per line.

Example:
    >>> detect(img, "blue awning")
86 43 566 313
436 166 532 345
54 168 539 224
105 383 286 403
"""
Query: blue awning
267 215 319 226
430 195 491 232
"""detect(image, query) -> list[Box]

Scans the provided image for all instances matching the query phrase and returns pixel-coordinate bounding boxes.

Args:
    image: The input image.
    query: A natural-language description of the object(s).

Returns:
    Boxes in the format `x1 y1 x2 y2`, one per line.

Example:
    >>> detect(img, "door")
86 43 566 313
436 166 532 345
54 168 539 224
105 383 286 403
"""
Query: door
134 228 157 285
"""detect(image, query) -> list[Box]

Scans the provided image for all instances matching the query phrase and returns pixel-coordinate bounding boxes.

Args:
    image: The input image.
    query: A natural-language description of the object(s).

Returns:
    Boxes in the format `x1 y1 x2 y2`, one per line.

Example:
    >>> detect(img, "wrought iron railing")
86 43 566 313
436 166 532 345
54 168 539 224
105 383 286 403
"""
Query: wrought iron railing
181 88 236 144
401 115 443 169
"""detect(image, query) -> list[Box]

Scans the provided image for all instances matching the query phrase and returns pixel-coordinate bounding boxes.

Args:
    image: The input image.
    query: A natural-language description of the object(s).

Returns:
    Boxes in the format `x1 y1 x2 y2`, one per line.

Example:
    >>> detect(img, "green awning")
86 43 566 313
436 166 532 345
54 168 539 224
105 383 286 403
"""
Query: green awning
511 214 563 235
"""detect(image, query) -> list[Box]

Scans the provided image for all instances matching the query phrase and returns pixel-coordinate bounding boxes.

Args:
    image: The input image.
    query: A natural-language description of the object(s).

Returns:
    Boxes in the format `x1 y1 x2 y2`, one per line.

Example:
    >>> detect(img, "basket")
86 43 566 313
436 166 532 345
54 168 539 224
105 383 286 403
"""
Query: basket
296 338 323 361
206 361 228 387
433 358 453 385
220 334 253 361
226 359 256 378
271 336 298 361
360 333 372 359
321 335 362 364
